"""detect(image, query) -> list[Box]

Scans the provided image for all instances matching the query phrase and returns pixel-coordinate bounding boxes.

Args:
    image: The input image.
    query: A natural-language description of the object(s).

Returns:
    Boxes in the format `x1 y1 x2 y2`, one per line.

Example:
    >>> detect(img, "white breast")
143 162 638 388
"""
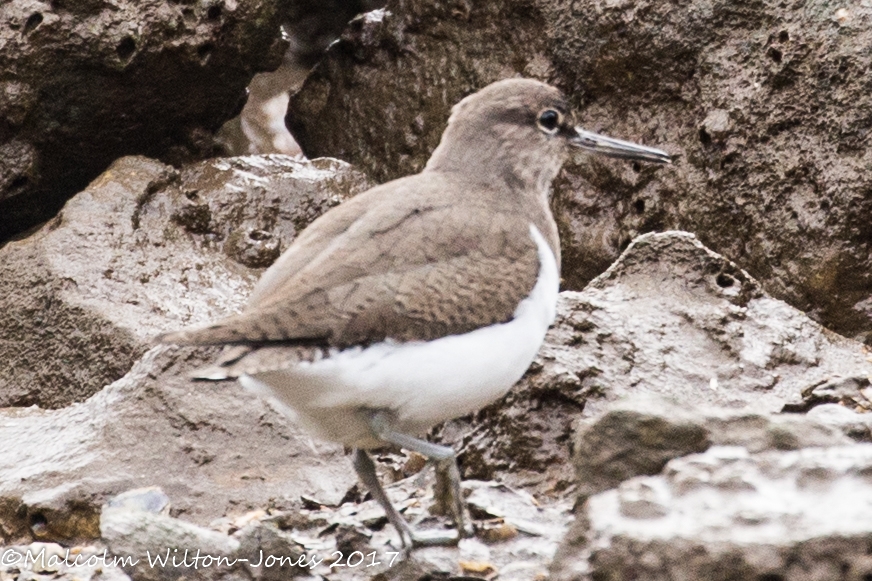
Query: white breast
240 224 559 449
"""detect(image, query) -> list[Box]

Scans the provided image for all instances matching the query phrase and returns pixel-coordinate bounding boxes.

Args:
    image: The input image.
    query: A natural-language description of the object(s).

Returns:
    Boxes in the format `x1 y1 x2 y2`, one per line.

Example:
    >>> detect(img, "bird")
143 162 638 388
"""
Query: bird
159 78 670 550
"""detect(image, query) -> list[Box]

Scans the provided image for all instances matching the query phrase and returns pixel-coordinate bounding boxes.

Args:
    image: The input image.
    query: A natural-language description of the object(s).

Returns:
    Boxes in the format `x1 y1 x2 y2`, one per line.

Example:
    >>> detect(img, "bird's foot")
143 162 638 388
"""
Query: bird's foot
359 413 475 552
432 457 474 539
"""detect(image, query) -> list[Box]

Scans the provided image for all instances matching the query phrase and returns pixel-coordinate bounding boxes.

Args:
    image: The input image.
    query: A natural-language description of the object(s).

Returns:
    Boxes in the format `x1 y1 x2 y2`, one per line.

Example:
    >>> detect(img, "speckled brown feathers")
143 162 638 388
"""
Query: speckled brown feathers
160 172 558 349
159 79 568 351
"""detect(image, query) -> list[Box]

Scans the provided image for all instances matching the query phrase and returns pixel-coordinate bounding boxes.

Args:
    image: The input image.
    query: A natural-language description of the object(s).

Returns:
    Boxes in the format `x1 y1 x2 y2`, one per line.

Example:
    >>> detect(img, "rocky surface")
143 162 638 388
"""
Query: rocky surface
0 0 291 241
572 395 854 501
288 0 872 344
435 231 872 496
807 403 872 442
2 220 871 579
0 344 355 548
217 0 382 157
3 174 871 580
0 155 370 408
97 480 569 581
4 0 872 577
287 2 554 184
551 445 872 581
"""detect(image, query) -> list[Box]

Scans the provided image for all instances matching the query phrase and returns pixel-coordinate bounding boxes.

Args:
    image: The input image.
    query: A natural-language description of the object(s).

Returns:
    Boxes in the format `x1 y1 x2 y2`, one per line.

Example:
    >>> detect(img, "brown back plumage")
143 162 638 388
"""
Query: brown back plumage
159 78 568 350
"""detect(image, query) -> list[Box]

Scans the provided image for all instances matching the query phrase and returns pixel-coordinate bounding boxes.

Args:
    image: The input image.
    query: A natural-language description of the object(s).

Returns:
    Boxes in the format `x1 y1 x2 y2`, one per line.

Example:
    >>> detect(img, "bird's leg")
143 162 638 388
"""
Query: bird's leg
352 448 414 553
368 413 473 542
432 455 463 522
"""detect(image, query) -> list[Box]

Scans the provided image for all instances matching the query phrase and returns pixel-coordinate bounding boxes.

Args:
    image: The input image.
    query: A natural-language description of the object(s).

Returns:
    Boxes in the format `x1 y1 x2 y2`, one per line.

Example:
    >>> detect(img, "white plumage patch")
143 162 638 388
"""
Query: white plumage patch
240 224 559 449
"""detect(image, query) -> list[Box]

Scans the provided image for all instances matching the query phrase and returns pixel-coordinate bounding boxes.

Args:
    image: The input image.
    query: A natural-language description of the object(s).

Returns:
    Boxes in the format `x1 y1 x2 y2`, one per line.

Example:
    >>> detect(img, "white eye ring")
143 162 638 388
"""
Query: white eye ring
537 109 563 134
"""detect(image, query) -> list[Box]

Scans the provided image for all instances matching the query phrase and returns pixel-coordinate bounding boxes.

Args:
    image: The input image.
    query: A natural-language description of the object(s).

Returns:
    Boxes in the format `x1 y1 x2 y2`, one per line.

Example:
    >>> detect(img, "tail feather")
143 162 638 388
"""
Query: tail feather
156 309 331 347
156 319 253 346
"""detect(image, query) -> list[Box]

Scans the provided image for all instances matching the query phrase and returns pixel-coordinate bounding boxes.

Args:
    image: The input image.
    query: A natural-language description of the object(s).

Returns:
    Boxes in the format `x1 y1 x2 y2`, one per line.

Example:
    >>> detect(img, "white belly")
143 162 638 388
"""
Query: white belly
240 224 559 449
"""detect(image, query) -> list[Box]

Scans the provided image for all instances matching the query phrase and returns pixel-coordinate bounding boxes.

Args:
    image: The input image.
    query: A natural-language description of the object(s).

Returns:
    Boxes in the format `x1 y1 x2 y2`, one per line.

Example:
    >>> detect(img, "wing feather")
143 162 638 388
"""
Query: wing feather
159 175 547 348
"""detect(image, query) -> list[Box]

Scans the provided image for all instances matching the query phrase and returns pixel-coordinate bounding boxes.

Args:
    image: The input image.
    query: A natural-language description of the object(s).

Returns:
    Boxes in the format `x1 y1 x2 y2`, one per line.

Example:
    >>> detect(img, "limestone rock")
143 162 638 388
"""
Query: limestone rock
98 487 308 581
0 0 293 240
288 0 872 344
288 2 552 185
572 395 854 501
551 445 872 580
102 506 241 581
807 404 872 442
0 155 370 408
0 345 355 547
435 232 872 495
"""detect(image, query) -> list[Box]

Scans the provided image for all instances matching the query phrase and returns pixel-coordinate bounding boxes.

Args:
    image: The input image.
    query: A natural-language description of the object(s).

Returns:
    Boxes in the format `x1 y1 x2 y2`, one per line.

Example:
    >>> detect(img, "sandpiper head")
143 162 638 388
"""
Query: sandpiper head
425 78 670 193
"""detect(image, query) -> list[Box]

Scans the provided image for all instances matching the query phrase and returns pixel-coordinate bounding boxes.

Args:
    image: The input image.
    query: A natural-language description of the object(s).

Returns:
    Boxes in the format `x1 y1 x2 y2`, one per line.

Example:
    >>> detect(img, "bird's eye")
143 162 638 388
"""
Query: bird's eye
537 109 562 134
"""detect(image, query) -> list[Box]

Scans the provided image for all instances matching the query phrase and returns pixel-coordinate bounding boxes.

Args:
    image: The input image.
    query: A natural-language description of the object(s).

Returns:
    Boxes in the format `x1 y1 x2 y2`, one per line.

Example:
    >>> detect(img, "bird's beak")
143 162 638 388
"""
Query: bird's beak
570 127 672 164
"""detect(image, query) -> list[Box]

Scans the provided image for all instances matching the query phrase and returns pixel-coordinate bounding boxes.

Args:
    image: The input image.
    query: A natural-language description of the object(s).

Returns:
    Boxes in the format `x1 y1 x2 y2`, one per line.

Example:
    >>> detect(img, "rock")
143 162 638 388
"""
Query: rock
0 345 356 547
232 521 307 580
434 231 872 495
99 490 309 581
102 502 240 581
217 0 382 157
807 404 872 443
572 395 854 501
699 109 732 143
288 2 552 185
789 374 872 413
105 488 171 517
551 445 872 581
0 0 294 241
287 0 872 344
0 542 132 581
0 155 370 408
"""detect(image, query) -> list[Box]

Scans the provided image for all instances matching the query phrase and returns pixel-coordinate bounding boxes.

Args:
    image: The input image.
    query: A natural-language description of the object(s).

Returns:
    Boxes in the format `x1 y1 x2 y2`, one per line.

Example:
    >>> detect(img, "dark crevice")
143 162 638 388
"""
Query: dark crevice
197 43 214 63
29 512 48 533
768 47 783 63
716 273 735 288
23 12 43 35
116 36 137 61
9 175 28 190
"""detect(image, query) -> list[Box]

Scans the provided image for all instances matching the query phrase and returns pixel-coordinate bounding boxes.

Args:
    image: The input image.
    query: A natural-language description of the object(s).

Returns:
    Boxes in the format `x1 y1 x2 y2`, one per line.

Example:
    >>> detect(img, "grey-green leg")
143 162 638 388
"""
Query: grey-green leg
366 412 473 544
352 448 414 551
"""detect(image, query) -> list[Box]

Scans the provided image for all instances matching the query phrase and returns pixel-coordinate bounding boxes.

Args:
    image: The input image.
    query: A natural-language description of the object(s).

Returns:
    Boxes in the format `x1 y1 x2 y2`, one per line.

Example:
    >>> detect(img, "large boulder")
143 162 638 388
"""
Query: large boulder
0 0 291 240
570 395 855 501
434 232 872 495
0 155 370 408
551 445 872 581
0 344 354 547
287 0 872 344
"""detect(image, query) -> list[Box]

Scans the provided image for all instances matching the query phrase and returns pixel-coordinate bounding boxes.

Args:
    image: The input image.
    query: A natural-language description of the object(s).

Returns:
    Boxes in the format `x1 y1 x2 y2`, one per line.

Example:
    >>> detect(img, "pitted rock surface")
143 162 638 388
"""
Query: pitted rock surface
435 232 872 495
551 445 872 581
0 155 370 408
288 0 872 344
0 0 291 241
0 345 354 548
572 395 854 501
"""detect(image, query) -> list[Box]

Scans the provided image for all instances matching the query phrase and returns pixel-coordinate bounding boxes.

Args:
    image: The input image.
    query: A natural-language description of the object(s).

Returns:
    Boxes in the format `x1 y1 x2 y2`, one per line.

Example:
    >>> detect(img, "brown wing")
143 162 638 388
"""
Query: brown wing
159 174 545 348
